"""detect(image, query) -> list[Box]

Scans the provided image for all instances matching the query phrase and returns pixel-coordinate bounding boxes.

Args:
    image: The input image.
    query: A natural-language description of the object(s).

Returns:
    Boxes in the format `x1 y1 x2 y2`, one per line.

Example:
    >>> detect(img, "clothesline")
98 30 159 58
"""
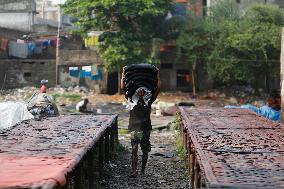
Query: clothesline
69 65 103 81
0 36 58 59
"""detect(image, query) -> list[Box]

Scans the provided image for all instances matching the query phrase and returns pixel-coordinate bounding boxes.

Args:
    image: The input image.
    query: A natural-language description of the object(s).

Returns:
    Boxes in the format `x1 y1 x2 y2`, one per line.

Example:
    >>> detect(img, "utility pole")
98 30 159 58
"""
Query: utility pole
42 0 46 19
56 5 61 86
280 28 284 122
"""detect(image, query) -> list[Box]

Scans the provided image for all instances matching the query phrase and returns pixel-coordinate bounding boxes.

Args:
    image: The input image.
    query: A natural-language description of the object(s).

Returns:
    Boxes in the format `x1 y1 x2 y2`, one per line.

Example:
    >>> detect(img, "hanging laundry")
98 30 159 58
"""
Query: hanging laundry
0 38 8 51
91 67 103 81
34 42 43 55
27 43 36 55
84 36 99 47
17 39 25 44
82 66 92 77
42 40 49 49
69 67 79 77
48 39 55 46
92 64 98 75
9 41 29 58
54 37 58 47
80 70 86 79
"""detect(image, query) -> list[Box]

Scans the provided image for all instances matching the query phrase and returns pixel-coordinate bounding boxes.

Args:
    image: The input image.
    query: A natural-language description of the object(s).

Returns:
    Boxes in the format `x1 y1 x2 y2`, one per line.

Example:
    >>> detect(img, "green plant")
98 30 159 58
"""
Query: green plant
170 112 187 160
114 142 128 156
118 128 129 135
170 111 182 131
52 93 82 103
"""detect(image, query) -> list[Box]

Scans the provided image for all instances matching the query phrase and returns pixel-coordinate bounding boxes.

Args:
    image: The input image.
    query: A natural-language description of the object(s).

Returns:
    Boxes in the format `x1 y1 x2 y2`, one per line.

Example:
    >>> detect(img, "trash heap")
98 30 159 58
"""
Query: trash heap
123 64 159 100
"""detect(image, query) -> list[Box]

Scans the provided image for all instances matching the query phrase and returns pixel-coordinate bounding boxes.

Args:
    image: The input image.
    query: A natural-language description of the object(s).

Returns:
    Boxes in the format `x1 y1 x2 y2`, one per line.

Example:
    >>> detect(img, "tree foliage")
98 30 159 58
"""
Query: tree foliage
63 0 171 70
176 0 284 90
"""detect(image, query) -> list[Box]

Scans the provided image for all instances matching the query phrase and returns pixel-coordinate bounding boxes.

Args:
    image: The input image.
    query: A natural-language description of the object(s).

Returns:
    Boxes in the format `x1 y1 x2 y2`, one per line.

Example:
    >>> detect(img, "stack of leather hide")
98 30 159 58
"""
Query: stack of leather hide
123 64 158 100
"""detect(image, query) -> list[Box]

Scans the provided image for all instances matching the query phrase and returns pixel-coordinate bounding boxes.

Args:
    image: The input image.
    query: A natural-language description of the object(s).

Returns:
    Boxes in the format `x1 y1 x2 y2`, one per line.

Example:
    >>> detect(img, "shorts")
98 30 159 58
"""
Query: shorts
130 130 151 153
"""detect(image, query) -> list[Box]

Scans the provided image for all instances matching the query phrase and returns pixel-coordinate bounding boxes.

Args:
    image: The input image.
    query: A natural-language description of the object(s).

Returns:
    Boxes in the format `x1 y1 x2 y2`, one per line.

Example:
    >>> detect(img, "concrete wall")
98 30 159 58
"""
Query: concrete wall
58 65 107 93
57 49 106 92
207 0 284 9
0 60 56 89
267 0 284 8
0 12 34 32
0 0 36 12
0 0 36 32
58 50 102 66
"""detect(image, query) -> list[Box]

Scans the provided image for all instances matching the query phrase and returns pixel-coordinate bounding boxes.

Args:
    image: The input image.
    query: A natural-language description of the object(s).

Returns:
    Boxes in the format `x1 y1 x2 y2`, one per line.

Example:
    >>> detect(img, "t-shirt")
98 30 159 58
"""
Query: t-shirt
128 98 152 131
76 101 87 112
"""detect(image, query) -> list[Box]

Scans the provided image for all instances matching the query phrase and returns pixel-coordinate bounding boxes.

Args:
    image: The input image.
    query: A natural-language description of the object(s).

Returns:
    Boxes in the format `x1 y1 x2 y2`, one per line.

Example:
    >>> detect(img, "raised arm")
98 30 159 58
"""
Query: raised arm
120 68 126 91
153 70 161 100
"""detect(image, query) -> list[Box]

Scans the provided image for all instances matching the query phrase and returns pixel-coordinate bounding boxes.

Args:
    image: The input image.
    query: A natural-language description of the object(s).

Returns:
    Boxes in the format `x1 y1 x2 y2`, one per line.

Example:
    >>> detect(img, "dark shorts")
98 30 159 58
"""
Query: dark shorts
130 130 151 153
128 104 152 153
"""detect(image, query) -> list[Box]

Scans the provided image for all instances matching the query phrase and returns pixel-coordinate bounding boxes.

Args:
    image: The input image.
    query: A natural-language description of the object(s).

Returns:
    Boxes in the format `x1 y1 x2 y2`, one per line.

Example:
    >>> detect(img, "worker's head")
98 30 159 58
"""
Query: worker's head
40 85 47 93
267 90 281 111
40 80 48 93
137 89 145 98
83 98 89 105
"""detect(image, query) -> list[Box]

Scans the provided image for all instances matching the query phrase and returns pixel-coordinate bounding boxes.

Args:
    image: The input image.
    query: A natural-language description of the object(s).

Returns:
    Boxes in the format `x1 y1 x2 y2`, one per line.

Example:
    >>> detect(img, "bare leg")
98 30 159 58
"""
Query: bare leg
130 143 138 178
141 152 148 175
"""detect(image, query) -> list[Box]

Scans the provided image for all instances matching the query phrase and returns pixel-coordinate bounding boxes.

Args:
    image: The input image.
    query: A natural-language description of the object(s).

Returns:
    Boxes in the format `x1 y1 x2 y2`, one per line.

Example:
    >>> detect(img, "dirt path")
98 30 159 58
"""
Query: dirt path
100 129 190 189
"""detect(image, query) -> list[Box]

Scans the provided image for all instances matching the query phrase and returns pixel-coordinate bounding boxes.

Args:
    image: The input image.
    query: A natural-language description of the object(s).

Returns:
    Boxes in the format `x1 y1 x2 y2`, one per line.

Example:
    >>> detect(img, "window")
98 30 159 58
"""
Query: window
161 63 173 69
176 70 190 87
24 72 31 77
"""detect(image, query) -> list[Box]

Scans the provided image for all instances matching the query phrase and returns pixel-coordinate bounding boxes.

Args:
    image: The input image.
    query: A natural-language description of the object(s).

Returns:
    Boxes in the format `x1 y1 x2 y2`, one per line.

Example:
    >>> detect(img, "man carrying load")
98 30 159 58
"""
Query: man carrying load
121 64 161 178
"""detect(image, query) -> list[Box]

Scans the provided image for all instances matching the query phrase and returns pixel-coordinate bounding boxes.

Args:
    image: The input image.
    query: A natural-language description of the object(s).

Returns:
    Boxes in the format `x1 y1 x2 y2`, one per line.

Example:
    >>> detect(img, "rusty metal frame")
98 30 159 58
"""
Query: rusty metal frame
179 106 284 189
0 115 118 189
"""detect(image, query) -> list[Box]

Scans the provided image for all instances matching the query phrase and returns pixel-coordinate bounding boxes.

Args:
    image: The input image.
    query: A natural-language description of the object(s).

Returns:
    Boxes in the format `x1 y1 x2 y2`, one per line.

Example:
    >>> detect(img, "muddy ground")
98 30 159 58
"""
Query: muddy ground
94 98 190 189
100 128 189 189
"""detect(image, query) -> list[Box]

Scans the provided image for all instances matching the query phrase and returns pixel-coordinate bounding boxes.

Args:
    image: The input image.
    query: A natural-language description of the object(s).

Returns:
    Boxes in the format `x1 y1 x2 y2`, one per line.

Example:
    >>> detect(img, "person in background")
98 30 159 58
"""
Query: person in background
225 90 281 122
76 98 90 113
40 80 48 93
27 80 59 118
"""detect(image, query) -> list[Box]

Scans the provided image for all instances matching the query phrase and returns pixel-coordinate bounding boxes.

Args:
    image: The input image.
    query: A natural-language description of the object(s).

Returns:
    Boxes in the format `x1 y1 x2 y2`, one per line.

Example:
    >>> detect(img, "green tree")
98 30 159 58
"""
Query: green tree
205 1 284 91
205 0 244 84
63 0 171 70
176 14 209 95
227 3 284 91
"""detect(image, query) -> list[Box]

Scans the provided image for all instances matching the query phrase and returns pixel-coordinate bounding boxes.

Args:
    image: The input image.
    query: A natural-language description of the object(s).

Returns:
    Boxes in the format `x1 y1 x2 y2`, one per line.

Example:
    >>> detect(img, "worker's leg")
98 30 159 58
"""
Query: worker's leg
130 131 142 178
130 142 138 178
141 129 151 175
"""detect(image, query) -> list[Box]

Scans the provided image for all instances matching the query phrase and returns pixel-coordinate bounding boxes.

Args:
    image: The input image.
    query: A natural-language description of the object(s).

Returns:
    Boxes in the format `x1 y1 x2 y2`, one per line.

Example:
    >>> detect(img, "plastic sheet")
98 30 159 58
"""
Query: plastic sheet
0 102 34 129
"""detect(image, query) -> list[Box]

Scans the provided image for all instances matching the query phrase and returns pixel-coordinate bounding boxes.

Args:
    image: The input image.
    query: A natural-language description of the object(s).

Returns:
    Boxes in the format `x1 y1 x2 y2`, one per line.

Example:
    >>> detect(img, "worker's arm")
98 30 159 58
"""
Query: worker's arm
153 70 161 100
120 68 126 91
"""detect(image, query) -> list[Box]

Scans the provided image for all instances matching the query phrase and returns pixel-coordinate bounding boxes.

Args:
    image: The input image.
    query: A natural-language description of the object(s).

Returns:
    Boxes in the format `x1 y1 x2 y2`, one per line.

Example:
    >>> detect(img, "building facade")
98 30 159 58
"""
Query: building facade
207 0 284 9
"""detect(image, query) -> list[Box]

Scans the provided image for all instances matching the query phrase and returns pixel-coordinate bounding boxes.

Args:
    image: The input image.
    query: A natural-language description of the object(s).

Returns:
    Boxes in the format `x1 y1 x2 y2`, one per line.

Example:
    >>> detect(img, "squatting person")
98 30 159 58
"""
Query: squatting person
121 65 161 178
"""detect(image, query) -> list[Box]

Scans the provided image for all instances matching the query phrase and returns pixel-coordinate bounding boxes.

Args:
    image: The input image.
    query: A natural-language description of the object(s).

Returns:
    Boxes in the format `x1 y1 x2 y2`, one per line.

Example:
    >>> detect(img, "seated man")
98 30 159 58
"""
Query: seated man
76 98 90 113
27 80 59 118
225 91 281 122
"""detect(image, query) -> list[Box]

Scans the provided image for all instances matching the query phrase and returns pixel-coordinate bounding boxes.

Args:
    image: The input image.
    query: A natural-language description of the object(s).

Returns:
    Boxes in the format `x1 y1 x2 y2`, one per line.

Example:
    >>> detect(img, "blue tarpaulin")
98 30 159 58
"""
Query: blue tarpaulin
224 104 281 122
91 67 103 80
